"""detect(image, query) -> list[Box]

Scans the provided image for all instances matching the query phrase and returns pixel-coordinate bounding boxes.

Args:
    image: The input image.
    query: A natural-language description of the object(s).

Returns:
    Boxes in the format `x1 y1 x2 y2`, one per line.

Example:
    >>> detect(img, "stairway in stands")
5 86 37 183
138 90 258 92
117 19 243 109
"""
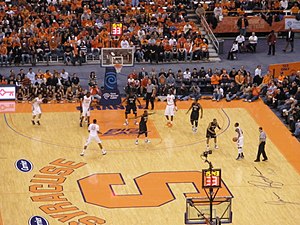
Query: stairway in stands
186 9 221 62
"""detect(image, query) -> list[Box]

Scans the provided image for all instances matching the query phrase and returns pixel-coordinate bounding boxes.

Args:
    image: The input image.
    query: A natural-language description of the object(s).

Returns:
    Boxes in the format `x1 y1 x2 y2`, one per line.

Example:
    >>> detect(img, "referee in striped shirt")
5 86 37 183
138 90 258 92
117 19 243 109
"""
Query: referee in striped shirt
254 127 268 162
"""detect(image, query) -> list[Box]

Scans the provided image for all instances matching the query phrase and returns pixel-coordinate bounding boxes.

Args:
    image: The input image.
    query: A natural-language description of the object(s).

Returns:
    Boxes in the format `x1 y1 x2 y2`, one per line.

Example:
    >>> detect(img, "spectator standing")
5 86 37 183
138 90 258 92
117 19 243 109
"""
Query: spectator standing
237 15 249 36
283 27 295 52
195 4 206 22
267 30 276 55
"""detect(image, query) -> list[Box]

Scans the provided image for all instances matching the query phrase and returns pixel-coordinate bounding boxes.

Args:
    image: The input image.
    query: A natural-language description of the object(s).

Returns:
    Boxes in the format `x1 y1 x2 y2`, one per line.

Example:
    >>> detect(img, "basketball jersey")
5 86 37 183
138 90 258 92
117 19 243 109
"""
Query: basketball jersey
208 122 219 134
88 123 99 136
32 97 42 109
82 96 92 108
140 114 148 126
192 103 201 114
235 127 244 138
127 95 137 105
166 94 175 105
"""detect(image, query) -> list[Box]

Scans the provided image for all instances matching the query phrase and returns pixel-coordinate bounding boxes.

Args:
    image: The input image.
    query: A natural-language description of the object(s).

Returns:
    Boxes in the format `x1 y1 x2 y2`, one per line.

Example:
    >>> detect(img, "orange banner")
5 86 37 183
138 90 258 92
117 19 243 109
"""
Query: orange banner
268 61 300 77
212 16 289 33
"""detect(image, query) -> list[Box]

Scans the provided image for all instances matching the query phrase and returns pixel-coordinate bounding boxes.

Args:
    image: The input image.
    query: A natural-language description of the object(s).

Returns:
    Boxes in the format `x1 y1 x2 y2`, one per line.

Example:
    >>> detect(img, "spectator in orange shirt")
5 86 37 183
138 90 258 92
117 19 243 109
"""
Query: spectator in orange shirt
90 83 102 105
0 43 8 66
246 84 261 102
211 73 220 87
235 71 245 88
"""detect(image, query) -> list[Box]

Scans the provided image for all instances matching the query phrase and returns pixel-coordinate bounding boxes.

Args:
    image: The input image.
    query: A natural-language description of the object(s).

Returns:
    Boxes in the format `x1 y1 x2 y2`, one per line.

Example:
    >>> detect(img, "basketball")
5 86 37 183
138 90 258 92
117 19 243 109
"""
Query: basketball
232 137 238 142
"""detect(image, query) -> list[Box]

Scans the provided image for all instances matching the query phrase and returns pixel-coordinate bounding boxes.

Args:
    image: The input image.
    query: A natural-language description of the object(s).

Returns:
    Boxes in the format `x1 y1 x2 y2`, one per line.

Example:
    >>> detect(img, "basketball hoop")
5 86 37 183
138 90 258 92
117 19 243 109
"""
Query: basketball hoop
114 63 123 74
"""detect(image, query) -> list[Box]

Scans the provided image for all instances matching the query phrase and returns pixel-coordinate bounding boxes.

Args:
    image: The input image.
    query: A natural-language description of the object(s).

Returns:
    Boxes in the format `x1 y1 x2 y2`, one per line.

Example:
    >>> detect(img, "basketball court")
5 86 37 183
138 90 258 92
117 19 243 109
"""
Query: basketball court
0 99 300 225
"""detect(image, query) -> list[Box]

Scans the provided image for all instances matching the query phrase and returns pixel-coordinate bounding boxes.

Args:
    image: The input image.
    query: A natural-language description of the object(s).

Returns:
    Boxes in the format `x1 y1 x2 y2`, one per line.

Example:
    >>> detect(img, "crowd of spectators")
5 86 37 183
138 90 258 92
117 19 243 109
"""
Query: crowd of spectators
0 0 213 67
0 63 299 137
0 0 299 66
194 0 300 29
0 67 103 104
123 65 300 137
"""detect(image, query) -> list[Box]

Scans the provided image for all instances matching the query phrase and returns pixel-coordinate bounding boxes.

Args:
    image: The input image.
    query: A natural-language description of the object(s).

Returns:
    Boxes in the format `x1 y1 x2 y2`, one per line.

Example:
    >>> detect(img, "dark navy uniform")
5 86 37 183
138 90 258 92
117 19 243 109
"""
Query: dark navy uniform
190 102 201 122
138 114 148 134
206 121 220 138
125 95 137 114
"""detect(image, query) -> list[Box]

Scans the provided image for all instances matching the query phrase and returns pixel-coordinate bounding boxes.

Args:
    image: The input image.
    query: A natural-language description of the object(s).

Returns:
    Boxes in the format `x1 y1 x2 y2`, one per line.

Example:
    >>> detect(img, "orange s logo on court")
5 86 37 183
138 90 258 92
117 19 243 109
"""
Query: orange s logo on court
78 171 232 208
29 159 232 224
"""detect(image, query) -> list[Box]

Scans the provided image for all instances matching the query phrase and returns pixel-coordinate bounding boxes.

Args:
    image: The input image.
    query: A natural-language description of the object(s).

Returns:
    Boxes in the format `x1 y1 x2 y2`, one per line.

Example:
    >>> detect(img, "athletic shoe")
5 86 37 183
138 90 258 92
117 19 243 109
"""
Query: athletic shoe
80 123 83 127
32 120 35 125
135 140 138 145
215 145 219 149
241 154 245 158
37 121 40 125
262 158 268 161
236 156 242 160
254 159 260 162
80 152 84 156
102 150 107 155
145 139 151 143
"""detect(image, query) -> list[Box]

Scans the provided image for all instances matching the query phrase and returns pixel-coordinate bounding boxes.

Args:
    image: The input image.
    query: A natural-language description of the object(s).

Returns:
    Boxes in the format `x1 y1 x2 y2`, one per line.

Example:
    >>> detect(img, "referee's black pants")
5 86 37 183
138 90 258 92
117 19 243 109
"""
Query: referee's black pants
256 141 267 160
145 93 154 110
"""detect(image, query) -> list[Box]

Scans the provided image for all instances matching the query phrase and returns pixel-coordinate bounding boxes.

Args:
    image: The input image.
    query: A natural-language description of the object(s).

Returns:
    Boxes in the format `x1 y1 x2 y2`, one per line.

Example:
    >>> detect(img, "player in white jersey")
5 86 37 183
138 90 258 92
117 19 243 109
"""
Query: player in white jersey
234 122 244 160
81 119 106 156
80 92 92 127
31 94 43 125
164 89 177 127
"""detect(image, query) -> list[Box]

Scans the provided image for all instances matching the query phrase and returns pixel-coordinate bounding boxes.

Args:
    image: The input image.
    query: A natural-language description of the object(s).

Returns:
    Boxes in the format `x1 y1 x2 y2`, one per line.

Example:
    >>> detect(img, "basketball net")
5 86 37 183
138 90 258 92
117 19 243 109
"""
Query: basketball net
114 63 122 74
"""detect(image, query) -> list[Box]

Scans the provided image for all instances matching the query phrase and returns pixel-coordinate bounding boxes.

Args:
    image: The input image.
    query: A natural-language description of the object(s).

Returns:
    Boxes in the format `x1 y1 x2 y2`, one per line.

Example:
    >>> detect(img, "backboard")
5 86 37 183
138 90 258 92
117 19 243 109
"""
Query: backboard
185 196 233 224
101 48 134 67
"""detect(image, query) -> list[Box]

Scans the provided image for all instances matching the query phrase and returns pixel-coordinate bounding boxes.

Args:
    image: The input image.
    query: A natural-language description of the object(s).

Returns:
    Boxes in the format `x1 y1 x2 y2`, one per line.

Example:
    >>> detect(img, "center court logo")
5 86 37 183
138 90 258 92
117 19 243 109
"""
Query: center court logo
15 159 33 172
29 216 49 225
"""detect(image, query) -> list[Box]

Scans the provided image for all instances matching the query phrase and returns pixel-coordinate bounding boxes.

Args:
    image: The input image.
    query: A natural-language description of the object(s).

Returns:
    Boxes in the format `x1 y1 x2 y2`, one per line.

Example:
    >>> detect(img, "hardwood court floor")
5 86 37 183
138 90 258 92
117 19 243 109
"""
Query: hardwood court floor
0 99 300 225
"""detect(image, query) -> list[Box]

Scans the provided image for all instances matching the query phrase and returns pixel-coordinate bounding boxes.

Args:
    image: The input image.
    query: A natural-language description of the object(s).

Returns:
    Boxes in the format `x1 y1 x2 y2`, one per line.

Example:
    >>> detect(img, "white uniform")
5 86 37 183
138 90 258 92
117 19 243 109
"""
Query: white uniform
85 123 101 145
32 97 42 116
236 127 244 152
82 95 92 117
164 94 175 116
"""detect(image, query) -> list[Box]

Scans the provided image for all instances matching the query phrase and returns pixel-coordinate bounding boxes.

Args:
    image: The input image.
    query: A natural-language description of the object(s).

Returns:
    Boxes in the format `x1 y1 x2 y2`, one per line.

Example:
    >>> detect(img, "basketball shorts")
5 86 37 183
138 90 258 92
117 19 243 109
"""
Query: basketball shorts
165 105 175 116
32 107 41 116
82 107 90 117
206 131 216 139
237 137 244 148
85 135 101 145
139 124 147 134
125 105 137 114
190 112 199 121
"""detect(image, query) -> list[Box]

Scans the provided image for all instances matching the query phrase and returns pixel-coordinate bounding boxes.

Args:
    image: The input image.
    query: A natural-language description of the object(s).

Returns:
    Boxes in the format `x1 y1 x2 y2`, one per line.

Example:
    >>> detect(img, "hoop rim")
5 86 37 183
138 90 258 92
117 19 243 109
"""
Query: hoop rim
114 63 123 73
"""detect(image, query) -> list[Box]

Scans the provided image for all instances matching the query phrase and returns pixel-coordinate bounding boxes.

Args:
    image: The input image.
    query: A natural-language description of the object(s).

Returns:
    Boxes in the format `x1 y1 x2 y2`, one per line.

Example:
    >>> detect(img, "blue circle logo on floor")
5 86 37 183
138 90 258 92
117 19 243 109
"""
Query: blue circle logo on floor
15 159 33 172
28 216 49 225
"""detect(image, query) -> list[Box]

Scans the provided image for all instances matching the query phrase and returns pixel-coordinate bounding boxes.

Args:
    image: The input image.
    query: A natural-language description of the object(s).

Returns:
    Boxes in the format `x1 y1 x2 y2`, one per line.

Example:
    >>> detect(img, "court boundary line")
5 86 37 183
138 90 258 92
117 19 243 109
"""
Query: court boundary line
3 108 231 152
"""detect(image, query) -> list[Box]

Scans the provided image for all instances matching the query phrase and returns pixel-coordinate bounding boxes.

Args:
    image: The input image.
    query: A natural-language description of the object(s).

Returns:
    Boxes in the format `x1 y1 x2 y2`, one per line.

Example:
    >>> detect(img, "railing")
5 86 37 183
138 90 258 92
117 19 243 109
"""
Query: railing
200 15 219 53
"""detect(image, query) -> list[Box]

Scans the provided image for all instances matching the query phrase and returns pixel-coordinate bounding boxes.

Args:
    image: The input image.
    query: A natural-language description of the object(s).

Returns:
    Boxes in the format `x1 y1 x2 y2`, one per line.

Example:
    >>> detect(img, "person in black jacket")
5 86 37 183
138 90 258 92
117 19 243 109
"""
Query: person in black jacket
283 27 295 52
237 15 249 36
226 82 239 102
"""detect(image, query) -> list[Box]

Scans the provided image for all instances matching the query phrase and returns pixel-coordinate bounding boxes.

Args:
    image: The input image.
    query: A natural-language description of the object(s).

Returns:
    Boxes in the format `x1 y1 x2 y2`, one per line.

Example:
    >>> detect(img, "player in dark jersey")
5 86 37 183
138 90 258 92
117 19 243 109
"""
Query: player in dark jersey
186 98 203 132
135 110 154 145
122 92 141 126
206 118 221 150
